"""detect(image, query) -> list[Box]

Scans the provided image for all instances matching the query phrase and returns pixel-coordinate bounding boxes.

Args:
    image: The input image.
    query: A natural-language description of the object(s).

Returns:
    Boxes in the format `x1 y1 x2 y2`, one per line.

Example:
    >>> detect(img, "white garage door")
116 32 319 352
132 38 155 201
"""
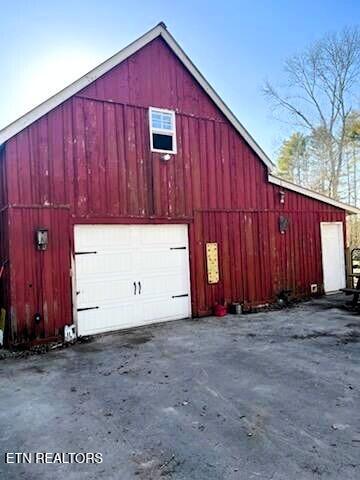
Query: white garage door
74 224 191 336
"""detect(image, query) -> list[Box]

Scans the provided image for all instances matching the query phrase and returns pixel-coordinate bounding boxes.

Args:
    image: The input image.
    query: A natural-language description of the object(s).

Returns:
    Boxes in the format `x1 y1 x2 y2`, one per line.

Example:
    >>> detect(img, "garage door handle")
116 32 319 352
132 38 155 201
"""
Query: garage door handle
138 281 141 295
75 251 98 255
133 282 137 295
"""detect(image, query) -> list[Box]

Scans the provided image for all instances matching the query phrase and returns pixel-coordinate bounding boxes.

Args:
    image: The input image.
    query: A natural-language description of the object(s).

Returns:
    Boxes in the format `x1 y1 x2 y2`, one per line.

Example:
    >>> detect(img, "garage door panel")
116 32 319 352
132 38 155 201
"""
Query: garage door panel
137 249 188 271
75 225 136 250
138 225 188 246
76 252 135 277
137 297 190 323
140 273 189 297
77 278 135 308
74 224 191 336
77 303 137 336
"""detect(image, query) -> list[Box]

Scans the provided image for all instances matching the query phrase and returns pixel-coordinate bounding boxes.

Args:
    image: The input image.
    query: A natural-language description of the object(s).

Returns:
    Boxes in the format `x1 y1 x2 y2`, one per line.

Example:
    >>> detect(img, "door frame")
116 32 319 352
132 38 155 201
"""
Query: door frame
71 222 192 335
71 253 79 334
320 221 346 294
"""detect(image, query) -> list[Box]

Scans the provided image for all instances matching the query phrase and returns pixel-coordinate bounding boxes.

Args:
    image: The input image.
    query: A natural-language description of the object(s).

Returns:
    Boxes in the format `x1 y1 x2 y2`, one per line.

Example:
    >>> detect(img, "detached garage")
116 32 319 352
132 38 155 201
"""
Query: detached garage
0 23 358 346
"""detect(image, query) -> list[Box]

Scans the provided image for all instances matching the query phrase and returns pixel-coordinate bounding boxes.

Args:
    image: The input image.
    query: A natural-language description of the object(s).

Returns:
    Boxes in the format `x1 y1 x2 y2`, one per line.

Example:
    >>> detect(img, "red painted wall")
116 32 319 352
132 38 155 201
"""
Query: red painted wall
1 38 345 344
0 147 10 332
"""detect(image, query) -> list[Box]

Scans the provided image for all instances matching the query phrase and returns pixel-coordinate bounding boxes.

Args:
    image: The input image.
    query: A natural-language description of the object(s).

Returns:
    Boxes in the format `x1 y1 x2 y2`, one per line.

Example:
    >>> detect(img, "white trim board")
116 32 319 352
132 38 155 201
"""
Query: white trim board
268 174 360 215
0 22 274 171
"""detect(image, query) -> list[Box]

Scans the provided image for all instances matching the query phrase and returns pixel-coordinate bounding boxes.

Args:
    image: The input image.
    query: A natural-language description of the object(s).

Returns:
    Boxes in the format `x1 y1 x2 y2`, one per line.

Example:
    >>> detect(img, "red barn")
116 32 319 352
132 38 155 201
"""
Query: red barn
0 23 358 346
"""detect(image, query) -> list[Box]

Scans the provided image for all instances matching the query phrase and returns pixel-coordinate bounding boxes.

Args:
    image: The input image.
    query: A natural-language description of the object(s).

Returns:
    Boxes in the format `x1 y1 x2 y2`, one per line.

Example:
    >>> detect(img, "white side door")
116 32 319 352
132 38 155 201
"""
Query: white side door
320 222 346 293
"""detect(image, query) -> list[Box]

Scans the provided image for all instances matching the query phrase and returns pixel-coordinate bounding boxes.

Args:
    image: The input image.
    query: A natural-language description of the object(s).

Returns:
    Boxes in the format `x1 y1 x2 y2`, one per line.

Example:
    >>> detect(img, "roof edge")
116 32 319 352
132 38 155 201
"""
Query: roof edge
268 174 360 215
0 23 164 145
0 23 274 171
158 28 275 171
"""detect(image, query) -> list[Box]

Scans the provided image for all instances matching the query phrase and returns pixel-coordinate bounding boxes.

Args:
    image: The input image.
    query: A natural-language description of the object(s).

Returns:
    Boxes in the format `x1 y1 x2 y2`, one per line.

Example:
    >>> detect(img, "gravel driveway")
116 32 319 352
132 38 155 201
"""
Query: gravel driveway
1 295 359 479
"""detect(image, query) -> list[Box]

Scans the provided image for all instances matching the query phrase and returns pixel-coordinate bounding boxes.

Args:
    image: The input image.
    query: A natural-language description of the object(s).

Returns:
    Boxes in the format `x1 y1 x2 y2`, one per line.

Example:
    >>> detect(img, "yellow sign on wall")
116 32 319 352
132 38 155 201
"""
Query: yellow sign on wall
206 243 219 284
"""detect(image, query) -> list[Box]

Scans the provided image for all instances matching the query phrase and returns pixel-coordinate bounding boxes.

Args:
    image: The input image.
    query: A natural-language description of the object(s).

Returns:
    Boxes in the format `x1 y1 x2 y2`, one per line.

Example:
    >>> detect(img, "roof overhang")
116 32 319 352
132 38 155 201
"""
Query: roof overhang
0 22 275 171
268 174 360 215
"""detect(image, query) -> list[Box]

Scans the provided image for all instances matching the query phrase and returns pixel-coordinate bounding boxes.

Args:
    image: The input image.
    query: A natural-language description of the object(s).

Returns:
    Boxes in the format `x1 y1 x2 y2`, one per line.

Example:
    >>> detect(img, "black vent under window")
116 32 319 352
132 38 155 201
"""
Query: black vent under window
152 133 173 151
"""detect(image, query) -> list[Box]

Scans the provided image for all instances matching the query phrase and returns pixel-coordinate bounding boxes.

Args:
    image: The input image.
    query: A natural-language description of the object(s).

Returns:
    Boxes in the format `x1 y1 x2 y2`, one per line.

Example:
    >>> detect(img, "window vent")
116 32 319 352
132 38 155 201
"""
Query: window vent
149 107 177 154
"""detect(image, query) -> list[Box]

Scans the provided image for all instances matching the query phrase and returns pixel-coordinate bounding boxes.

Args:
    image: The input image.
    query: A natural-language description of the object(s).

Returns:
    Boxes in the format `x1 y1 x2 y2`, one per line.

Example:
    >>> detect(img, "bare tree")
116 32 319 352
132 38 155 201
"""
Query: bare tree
344 111 360 204
264 27 360 199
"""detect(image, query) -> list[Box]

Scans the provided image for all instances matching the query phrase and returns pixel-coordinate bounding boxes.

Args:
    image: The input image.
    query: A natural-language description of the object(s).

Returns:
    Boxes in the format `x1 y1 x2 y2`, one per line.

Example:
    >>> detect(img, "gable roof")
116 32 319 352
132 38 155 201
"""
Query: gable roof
0 22 274 171
0 22 358 215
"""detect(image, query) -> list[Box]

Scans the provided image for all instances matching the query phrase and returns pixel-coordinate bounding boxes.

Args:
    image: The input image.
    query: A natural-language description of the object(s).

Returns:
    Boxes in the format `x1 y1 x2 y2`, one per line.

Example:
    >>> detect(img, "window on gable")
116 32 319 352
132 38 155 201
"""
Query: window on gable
149 107 177 154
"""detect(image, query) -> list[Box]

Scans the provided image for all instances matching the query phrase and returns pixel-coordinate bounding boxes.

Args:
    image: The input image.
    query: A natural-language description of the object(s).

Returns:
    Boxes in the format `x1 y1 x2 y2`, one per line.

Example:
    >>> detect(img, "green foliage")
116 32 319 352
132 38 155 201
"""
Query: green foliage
265 26 360 199
277 115 360 247
268 25 360 245
345 112 360 142
277 133 308 182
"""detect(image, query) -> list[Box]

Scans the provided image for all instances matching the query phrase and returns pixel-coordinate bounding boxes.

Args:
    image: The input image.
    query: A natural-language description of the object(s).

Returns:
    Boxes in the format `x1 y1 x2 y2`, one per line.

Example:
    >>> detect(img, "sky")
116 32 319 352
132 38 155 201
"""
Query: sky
1 0 359 161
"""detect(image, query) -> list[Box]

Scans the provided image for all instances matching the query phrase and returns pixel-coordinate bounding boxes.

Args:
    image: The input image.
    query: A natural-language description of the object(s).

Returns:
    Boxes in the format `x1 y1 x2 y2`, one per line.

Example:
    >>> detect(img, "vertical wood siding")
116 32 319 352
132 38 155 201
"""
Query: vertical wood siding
192 209 344 315
7 207 71 343
0 208 10 339
1 37 346 343
0 148 10 341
